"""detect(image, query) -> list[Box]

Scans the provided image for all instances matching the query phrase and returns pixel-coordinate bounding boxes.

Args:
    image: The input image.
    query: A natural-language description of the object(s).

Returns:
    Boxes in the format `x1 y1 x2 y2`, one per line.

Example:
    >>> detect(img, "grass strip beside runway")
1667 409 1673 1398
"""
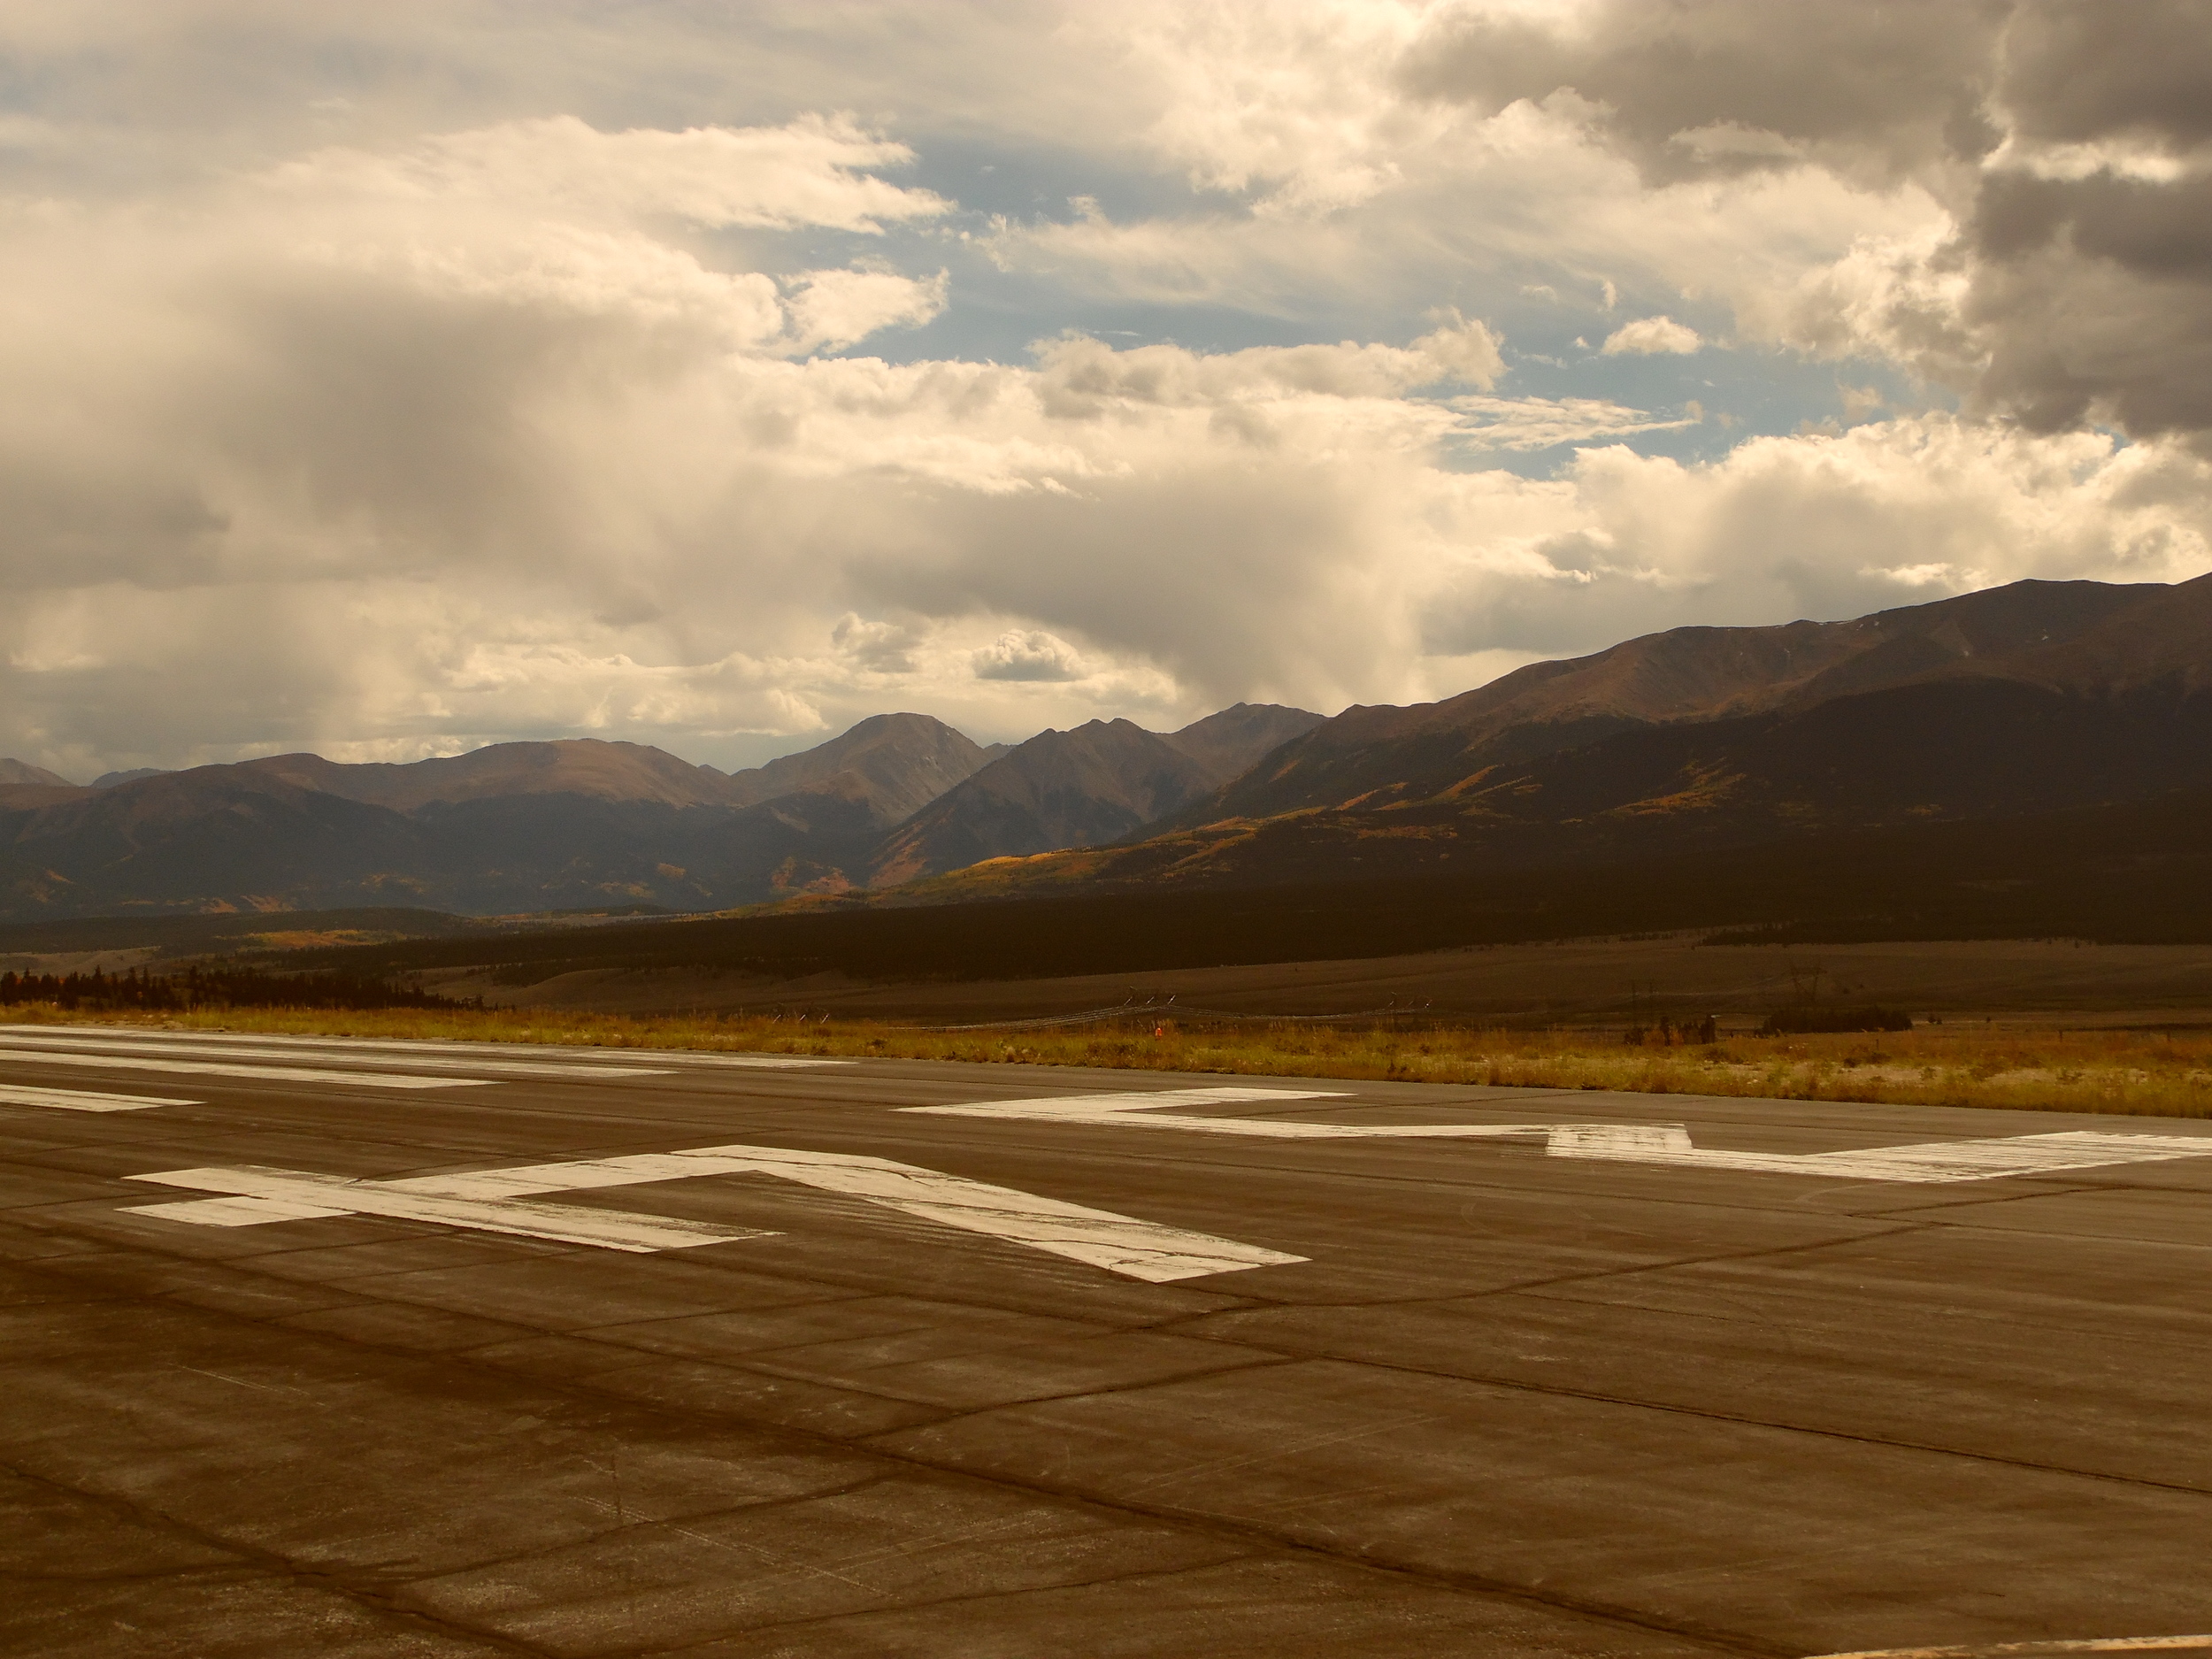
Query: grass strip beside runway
6 1005 2212 1118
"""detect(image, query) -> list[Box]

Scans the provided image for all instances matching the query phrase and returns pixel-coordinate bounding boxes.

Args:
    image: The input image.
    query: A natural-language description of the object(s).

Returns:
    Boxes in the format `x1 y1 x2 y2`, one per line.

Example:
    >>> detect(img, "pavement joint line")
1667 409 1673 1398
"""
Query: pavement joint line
1127 1339 2212 1502
1133 1222 1946 1321
73 1267 1776 1656
19 1063 2212 1648
0 1454 557 1659
665 1556 1302 1651
1924 1218 2212 1260
736 1350 1302 1417
429 1475 903 1586
11 1233 1778 1659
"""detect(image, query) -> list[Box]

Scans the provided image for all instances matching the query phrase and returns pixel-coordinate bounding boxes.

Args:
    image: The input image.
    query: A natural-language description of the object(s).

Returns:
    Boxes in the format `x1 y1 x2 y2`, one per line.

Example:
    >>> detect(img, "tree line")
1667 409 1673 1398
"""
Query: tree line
0 965 463 1012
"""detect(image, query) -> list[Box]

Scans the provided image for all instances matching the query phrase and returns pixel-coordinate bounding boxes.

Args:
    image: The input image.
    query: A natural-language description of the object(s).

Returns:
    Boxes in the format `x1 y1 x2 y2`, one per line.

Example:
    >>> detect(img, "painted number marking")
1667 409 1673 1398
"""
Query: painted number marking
124 1143 1304 1281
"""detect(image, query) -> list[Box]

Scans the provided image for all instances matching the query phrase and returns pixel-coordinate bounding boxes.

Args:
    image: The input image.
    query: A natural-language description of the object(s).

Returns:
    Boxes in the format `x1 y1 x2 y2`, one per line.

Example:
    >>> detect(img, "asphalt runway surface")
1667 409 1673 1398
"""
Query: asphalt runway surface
5 1026 2212 1659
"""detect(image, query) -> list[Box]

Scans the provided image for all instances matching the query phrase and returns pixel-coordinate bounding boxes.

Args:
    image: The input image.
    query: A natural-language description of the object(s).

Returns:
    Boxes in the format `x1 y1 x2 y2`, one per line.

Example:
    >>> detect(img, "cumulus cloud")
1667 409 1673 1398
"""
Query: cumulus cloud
1386 0 2212 451
1 3 2208 781
271 114 951 234
1601 316 1701 355
1959 0 2212 442
973 629 1087 682
1398 0 2006 188
1418 415 2212 657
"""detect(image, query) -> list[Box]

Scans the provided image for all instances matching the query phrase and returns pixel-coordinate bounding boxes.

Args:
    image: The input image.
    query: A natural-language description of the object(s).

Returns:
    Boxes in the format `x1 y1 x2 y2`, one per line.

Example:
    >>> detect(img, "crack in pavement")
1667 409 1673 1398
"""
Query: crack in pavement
0 1455 557 1658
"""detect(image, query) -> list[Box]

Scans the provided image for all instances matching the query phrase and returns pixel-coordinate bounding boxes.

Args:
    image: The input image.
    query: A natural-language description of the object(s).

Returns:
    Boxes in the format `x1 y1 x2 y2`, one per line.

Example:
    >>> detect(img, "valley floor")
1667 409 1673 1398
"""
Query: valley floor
424 933 2212 1025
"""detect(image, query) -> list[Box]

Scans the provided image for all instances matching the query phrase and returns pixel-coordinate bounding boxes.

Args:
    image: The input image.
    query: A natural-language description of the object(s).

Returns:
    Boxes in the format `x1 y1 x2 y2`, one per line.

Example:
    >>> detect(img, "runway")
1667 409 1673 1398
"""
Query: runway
5 1025 2212 1658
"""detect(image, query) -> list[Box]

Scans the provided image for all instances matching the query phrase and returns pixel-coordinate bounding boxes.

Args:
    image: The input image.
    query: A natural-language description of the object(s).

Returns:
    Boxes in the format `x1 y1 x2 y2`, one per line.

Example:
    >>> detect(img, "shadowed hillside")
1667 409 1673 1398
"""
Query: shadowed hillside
1166 578 2162 829
8 578 2206 925
0 718 995 918
869 704 1321 887
907 577 2212 902
275 786 2212 988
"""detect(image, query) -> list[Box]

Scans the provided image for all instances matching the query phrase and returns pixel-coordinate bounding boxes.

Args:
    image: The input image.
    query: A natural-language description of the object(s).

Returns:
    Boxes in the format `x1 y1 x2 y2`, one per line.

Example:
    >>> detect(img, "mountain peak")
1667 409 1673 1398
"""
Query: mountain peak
240 739 733 810
723 713 993 824
0 758 75 789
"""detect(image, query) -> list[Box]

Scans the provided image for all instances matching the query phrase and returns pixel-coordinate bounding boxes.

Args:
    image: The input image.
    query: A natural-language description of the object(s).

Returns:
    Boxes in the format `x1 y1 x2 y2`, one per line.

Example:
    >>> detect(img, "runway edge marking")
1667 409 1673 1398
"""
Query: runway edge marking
1806 1633 2212 1656
0 1031 679 1080
122 1144 1305 1281
0 1083 198 1113
0 1047 498 1091
906 1087 2212 1183
0 1024 849 1069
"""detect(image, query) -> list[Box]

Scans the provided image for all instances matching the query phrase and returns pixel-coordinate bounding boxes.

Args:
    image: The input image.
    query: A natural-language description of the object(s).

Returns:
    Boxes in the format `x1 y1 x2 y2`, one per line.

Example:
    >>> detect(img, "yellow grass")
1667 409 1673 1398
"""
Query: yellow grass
10 1002 2212 1118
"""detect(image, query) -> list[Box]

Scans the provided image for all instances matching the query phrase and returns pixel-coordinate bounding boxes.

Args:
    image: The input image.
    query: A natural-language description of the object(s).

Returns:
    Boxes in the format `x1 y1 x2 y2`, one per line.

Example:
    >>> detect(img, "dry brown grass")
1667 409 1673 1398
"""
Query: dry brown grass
11 1002 2212 1118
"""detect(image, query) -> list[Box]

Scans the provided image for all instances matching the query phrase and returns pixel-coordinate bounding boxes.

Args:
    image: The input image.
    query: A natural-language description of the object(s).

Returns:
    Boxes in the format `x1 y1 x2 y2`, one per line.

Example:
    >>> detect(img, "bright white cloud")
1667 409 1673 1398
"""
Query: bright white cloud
973 629 1087 682
1601 316 1701 355
0 2 2207 781
270 114 951 234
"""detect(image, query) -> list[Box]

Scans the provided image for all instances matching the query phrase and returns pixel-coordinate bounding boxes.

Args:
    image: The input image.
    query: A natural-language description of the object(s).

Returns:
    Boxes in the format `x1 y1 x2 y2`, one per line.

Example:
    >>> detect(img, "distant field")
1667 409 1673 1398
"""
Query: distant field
12 1002 2211 1119
429 933 2212 1025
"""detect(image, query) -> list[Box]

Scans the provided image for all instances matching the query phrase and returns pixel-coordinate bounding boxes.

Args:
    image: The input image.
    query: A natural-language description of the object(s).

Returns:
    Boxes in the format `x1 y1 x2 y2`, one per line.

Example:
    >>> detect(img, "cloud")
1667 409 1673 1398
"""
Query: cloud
1418 414 2212 657
1601 316 1702 355
1397 0 2005 188
1451 395 1699 450
784 266 949 354
1383 0 2212 450
1 4 2209 782
270 113 951 234
972 629 1087 682
1955 1 2212 444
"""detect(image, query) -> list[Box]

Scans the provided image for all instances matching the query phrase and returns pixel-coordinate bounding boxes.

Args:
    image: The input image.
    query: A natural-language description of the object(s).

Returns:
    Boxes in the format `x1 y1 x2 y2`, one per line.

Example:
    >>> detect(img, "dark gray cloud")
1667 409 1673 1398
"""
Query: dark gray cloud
1401 0 2007 186
1965 0 2212 442
1995 0 2212 149
1408 0 2212 447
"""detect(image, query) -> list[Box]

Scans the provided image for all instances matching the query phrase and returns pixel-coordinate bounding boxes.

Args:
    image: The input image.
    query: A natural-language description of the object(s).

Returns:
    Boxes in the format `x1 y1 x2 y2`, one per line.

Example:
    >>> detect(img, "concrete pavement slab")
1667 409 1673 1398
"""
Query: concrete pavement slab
7 1030 2212 1655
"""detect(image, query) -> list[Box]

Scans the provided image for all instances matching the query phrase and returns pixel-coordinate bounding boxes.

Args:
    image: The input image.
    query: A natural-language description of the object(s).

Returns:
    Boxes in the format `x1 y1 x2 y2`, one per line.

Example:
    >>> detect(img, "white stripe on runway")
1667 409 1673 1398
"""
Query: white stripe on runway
0 1048 495 1090
0 1025 847 1070
126 1166 768 1252
0 1084 196 1112
1543 1124 2212 1182
908 1089 2212 1183
0 1031 672 1079
910 1086 1567 1139
1807 1635 2212 1656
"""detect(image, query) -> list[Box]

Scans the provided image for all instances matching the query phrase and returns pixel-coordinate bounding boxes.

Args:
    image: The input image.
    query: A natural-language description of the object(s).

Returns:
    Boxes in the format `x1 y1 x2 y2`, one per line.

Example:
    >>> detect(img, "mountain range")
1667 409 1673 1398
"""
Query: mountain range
894 574 2212 902
0 705 1318 919
5 574 2207 926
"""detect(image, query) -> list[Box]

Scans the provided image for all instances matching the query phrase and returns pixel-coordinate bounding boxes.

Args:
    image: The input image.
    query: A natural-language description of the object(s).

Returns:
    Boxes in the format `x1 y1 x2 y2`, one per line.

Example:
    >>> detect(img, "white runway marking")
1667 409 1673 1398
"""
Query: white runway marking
126 1167 764 1253
0 1031 674 1079
908 1089 2212 1184
910 1086 1617 1140
0 1083 197 1113
0 1025 846 1071
1545 1124 2212 1182
0 1048 496 1090
126 1142 1304 1280
1808 1635 2212 1656
387 1144 1306 1282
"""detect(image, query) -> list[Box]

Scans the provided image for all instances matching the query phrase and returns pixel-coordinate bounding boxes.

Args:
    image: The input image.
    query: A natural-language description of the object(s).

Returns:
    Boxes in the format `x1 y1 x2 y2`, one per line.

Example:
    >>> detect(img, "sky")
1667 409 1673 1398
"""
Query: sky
4 0 2210 780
